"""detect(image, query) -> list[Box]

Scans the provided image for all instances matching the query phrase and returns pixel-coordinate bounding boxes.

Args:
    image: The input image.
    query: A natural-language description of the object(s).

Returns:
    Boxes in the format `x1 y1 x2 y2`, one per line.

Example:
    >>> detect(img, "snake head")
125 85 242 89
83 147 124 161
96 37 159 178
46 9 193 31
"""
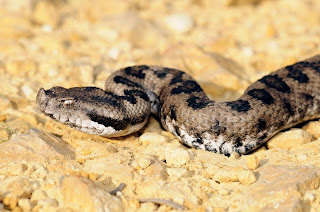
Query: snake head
36 86 134 137
36 87 75 119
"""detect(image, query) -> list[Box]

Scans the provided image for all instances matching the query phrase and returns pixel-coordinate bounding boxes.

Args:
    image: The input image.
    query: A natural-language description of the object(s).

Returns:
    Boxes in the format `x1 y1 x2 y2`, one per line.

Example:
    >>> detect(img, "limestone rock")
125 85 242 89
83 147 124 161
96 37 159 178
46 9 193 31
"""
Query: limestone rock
60 175 124 212
246 165 320 210
267 129 313 150
303 120 320 139
165 148 190 167
0 129 78 173
32 1 58 27
164 13 194 33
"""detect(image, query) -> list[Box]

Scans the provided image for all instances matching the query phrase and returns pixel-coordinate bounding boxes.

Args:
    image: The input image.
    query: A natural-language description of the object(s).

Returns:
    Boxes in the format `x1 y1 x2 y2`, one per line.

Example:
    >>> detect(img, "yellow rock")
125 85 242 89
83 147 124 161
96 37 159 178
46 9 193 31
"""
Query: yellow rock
165 147 190 166
213 167 242 182
246 155 260 170
60 175 124 211
238 170 257 185
32 1 58 27
167 168 189 179
144 161 167 180
0 130 9 141
303 121 320 139
18 198 32 211
267 129 312 150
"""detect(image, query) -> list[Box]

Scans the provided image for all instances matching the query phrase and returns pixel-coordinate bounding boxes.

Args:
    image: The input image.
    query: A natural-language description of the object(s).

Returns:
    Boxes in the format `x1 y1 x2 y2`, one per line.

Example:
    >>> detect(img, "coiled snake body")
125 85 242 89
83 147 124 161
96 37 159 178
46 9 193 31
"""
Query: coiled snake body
37 55 320 156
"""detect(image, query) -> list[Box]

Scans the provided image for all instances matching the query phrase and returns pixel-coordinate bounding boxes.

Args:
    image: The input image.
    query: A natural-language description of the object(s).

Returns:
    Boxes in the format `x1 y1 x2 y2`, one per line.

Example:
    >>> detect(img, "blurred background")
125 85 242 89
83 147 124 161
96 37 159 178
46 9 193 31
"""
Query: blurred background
0 0 319 102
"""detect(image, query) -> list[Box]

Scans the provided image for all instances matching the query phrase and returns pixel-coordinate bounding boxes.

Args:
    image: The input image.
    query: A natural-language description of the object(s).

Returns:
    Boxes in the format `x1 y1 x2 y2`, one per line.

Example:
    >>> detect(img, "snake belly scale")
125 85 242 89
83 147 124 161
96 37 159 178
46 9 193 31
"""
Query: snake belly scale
36 55 320 156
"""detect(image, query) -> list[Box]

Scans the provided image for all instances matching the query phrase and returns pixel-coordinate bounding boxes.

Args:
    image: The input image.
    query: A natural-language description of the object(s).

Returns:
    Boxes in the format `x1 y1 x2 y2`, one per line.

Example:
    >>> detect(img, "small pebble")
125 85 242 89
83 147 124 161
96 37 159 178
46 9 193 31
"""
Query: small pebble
238 170 257 185
165 13 194 33
37 198 59 208
18 198 32 211
167 168 189 179
2 195 18 209
217 188 229 196
138 157 152 169
213 169 239 182
0 130 9 141
303 121 320 139
0 114 7 122
246 155 259 170
30 190 47 202
139 132 167 144
165 148 190 166
267 129 312 150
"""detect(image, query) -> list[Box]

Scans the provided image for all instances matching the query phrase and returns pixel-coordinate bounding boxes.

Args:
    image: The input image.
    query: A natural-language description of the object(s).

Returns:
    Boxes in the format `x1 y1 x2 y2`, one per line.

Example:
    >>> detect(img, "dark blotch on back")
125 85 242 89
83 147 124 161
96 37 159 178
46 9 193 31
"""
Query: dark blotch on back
84 87 98 92
259 74 291 93
131 114 147 125
114 76 142 88
171 80 203 95
226 100 251 112
87 112 128 131
302 93 314 101
154 69 170 79
170 72 185 85
124 89 149 102
283 98 295 116
90 96 119 107
187 96 211 109
257 119 267 131
124 66 147 79
286 62 309 83
248 89 274 105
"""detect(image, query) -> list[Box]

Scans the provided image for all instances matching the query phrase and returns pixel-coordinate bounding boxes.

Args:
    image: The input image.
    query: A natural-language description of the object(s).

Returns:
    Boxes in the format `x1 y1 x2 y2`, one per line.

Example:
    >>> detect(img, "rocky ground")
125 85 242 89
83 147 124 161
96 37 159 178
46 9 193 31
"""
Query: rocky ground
1 0 320 211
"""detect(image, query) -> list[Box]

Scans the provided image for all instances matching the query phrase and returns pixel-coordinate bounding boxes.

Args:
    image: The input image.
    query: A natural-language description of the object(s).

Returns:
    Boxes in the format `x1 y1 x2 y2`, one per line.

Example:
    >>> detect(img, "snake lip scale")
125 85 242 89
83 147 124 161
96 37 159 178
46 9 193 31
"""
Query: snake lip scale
36 55 320 156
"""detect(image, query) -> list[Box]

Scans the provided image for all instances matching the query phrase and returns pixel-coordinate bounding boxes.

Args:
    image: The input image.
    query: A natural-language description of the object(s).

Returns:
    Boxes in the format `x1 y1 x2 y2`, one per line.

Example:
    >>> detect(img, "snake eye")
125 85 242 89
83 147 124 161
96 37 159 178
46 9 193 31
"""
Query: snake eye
58 98 75 107
63 99 75 106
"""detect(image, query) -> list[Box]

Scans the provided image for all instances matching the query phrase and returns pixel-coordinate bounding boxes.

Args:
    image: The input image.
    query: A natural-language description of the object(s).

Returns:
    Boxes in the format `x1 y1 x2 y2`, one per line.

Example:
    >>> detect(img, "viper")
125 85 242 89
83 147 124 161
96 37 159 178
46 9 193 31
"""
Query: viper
36 55 320 156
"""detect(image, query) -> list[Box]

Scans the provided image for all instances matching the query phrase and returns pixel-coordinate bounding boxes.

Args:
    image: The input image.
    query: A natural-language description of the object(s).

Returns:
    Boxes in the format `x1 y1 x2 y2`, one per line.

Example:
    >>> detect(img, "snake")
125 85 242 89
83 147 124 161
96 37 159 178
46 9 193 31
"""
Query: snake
36 55 320 156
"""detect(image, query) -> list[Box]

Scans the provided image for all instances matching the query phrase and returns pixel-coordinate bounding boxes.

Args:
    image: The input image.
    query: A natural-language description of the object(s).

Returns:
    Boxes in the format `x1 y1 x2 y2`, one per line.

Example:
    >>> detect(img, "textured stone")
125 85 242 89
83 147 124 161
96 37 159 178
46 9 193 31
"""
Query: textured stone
238 170 257 185
60 175 124 211
18 198 32 211
144 161 167 180
167 168 189 179
137 157 152 169
6 178 33 199
139 132 167 144
267 129 313 150
32 1 58 27
165 148 190 167
246 165 320 211
303 121 320 139
213 168 241 183
165 13 194 33
0 129 78 173
246 155 259 170
0 115 7 122
0 129 9 142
